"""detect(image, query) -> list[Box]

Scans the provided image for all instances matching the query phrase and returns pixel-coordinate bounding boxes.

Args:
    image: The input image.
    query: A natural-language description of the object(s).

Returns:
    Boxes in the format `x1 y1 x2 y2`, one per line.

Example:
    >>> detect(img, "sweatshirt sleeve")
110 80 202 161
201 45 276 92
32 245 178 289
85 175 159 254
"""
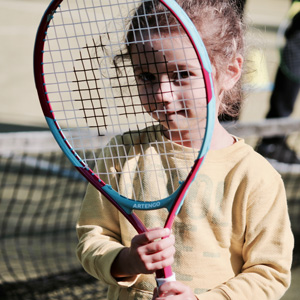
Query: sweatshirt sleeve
195 170 294 300
76 182 139 287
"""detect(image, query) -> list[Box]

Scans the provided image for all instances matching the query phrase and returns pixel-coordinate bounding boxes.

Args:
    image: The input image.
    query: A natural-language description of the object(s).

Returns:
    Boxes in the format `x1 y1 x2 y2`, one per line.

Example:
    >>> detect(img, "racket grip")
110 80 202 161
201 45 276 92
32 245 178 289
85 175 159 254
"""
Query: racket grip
156 272 176 287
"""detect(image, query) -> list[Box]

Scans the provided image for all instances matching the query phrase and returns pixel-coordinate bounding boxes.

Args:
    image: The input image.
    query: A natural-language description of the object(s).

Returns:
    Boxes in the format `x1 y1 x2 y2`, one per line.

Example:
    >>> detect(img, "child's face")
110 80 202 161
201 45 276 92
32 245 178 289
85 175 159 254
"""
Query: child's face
130 33 207 135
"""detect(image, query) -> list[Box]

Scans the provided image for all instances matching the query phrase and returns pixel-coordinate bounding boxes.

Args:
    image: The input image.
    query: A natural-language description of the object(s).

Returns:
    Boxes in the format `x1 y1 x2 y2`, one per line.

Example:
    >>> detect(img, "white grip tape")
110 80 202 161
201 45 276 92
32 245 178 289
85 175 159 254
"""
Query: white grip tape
156 273 176 287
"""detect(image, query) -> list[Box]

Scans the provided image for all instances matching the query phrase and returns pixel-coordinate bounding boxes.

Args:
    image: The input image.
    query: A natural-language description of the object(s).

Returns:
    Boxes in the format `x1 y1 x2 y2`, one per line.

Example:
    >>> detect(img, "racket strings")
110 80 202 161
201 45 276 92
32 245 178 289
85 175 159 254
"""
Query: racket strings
42 0 208 201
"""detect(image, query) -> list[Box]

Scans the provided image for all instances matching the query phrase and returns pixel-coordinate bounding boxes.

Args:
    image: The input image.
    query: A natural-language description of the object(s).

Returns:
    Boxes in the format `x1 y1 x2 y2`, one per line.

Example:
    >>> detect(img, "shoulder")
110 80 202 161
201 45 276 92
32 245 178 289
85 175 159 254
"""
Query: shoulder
206 138 283 183
235 140 283 187
229 140 285 202
240 141 282 181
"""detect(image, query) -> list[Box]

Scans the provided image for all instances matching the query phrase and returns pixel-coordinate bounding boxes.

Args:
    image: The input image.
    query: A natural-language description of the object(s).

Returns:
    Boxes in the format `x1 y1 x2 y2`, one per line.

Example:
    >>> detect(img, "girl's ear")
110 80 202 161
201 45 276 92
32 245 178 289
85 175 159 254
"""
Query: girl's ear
222 54 243 91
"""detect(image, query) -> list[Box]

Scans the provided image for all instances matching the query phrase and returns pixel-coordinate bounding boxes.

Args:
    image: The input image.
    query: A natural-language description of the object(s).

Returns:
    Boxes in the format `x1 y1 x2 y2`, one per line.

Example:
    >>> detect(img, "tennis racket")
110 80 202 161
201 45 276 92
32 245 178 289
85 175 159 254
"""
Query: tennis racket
34 0 215 286
277 0 300 83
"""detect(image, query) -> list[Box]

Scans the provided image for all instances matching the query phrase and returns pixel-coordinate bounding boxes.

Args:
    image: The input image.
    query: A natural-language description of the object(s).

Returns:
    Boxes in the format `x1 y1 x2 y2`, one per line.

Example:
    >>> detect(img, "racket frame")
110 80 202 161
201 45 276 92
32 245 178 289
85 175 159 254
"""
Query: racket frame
34 0 215 281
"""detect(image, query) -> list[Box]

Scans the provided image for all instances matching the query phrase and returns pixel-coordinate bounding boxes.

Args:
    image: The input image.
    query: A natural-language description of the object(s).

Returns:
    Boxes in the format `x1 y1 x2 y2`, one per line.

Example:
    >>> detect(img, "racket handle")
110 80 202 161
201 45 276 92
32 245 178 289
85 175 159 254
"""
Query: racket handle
156 272 176 287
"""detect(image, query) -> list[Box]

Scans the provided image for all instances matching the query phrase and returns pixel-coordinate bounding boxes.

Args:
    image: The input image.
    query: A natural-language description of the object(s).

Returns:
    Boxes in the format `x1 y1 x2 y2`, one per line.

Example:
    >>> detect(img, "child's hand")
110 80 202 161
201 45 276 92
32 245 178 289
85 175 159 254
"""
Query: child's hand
111 227 175 278
152 281 197 300
128 227 175 275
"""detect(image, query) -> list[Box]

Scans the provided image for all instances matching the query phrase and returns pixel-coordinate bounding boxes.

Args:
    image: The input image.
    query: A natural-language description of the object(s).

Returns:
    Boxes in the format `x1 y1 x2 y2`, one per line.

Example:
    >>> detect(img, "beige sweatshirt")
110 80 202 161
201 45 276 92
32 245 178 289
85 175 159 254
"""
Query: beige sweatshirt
76 132 293 300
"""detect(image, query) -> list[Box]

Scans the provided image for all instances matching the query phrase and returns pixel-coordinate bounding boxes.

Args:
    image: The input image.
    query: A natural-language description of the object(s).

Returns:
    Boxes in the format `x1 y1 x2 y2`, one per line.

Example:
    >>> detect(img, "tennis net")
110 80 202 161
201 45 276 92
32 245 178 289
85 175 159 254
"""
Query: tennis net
0 119 300 299
0 131 107 299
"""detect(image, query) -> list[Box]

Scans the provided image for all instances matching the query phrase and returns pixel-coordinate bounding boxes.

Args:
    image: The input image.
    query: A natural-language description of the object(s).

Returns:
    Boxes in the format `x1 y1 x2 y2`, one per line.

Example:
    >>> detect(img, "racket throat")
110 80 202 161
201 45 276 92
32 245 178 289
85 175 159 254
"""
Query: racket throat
164 156 204 228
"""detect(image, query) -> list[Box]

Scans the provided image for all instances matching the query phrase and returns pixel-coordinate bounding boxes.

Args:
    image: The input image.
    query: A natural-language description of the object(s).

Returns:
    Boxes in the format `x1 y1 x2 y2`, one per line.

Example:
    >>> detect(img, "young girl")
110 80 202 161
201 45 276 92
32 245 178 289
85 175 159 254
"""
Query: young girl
76 1 294 299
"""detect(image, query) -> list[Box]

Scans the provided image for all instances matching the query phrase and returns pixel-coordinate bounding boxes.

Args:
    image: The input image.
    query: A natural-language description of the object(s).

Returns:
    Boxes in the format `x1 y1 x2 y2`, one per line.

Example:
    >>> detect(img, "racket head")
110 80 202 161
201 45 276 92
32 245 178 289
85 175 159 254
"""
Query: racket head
34 0 215 219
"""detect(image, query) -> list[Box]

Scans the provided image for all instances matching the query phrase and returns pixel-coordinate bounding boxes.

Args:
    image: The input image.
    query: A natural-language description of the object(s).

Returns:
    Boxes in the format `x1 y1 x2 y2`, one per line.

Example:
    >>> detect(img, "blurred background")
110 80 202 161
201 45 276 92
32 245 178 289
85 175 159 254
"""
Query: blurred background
0 0 299 299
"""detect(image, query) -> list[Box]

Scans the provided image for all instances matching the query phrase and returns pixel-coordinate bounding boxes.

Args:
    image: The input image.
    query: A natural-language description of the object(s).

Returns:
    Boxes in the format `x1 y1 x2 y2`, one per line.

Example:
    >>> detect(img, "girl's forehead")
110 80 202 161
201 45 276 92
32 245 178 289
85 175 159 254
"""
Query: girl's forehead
129 34 197 64
131 30 192 48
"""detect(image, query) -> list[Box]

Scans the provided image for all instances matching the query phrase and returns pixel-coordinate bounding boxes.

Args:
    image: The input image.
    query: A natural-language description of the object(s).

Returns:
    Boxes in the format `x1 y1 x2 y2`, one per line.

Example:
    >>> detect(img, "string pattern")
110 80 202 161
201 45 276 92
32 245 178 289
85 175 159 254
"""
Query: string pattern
41 0 208 201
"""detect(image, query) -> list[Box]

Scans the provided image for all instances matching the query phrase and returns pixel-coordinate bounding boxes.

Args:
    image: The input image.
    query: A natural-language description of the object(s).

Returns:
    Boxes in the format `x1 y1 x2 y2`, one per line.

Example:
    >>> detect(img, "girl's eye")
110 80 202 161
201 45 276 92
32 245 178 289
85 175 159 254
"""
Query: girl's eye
137 72 156 83
174 70 191 80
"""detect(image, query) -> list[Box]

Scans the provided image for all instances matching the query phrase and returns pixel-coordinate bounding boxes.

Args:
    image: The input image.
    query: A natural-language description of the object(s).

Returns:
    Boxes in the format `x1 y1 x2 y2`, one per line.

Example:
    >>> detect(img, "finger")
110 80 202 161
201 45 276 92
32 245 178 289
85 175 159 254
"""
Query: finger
133 228 171 246
145 234 175 254
146 228 171 242
158 281 186 295
147 244 175 263
143 255 175 272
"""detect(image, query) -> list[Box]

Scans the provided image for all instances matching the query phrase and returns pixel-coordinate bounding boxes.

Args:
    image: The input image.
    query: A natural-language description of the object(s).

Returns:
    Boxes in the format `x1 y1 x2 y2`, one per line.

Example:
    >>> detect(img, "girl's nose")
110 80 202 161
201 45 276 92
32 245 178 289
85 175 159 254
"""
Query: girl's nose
154 75 176 104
